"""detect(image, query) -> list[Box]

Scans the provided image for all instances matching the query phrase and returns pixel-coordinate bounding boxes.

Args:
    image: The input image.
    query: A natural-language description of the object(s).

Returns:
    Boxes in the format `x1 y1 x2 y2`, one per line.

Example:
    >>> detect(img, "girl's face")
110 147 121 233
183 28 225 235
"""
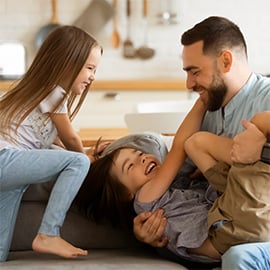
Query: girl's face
71 46 102 95
110 148 161 195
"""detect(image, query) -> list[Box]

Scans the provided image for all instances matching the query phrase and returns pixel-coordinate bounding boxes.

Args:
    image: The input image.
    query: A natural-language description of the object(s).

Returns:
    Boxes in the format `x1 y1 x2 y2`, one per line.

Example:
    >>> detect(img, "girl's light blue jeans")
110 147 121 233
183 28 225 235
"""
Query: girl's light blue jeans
222 242 270 270
0 148 90 262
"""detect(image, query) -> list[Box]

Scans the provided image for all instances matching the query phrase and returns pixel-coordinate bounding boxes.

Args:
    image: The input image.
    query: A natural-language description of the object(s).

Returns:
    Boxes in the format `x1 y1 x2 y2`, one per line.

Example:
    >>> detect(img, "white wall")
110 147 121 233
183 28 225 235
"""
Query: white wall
1 0 270 81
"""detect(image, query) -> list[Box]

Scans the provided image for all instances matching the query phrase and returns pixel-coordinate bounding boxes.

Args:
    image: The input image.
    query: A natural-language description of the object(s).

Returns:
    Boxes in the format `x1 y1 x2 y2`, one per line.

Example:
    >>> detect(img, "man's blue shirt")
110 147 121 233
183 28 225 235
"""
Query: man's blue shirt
202 73 270 137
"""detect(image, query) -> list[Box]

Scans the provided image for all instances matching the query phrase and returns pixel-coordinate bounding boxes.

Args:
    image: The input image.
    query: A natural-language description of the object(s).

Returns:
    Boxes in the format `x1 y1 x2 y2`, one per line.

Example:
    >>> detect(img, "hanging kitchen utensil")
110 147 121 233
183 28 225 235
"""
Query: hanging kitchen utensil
157 0 177 25
136 0 155 59
73 0 113 37
111 0 121 48
35 0 61 49
123 0 135 58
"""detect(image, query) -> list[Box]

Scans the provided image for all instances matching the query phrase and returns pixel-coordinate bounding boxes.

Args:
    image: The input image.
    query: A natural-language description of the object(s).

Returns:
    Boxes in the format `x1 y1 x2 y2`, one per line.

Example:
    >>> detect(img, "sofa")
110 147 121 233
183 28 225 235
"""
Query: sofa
2 133 222 270
1 180 221 270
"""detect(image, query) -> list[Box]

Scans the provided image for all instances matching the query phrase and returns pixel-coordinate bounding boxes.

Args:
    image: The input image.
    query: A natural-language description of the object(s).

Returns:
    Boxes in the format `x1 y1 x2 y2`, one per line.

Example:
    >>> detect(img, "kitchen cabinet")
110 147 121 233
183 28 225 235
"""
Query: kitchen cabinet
79 127 129 146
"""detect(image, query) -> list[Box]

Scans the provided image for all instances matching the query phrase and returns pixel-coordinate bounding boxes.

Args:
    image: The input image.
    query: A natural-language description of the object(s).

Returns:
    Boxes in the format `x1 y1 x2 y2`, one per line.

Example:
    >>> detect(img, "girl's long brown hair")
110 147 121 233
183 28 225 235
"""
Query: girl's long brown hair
0 25 102 138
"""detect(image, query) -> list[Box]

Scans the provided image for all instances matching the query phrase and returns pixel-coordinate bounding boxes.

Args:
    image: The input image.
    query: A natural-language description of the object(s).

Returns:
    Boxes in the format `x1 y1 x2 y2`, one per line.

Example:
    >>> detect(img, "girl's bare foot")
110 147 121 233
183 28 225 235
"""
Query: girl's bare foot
32 234 88 258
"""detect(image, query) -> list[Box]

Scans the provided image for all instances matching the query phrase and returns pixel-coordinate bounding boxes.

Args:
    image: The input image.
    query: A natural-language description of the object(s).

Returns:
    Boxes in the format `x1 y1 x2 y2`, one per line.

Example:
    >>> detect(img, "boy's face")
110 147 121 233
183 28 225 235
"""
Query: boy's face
110 148 161 195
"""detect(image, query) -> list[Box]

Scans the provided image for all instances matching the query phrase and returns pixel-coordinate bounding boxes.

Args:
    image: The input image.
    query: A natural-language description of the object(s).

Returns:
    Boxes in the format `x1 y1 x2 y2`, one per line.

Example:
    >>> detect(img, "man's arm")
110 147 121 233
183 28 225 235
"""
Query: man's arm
231 111 270 164
133 99 206 244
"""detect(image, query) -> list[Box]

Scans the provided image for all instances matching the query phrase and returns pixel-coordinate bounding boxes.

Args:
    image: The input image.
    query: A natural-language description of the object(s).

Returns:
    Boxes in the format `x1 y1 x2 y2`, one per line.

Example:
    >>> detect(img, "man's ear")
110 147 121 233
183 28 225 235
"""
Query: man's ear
219 50 232 72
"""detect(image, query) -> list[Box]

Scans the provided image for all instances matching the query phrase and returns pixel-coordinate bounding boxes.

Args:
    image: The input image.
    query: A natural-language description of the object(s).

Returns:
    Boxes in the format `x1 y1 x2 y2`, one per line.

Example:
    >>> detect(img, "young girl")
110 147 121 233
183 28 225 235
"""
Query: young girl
0 25 102 261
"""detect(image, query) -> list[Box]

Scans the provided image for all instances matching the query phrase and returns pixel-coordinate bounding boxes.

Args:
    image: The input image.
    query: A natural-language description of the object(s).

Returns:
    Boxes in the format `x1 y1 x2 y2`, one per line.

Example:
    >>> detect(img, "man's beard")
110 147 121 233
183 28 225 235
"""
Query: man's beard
206 74 227 111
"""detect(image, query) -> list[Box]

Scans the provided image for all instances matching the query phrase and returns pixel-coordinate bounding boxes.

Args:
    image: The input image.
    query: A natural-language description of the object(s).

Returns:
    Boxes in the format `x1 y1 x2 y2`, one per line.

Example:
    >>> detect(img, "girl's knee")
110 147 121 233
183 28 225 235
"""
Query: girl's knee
72 152 90 171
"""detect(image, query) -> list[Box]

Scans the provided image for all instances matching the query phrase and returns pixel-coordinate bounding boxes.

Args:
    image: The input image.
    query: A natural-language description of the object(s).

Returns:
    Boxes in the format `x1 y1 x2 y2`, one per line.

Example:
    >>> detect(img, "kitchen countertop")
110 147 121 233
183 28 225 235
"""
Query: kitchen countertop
78 128 129 146
0 79 187 91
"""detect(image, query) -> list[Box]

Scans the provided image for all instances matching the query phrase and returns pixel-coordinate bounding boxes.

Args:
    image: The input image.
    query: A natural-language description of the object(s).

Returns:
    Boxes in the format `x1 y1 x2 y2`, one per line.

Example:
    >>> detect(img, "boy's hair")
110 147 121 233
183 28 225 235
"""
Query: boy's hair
181 16 247 58
75 149 136 230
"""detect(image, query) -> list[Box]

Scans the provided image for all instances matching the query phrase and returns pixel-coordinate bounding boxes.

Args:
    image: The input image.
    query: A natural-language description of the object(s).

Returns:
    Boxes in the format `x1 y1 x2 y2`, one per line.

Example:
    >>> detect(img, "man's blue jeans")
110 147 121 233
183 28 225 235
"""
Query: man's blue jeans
222 242 270 270
0 148 90 262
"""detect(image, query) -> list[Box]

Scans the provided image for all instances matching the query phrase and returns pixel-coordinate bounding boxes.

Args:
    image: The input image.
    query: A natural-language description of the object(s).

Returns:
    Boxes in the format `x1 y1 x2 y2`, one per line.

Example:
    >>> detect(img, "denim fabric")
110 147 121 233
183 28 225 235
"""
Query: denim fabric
222 242 270 270
0 148 90 262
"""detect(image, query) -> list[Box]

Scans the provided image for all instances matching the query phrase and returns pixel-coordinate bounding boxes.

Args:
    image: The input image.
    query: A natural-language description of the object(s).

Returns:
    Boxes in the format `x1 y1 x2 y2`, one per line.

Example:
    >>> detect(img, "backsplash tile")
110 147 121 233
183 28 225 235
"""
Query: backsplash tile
1 0 270 80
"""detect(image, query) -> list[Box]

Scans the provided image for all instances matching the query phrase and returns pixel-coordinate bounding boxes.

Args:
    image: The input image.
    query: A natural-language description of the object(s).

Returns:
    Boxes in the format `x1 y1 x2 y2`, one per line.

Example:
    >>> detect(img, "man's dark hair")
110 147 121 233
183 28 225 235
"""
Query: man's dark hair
181 16 247 57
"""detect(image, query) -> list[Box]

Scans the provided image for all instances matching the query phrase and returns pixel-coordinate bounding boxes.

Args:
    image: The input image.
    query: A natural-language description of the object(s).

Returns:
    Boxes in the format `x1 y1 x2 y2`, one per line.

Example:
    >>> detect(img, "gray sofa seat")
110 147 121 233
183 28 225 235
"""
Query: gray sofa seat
4 249 188 270
10 181 141 250
5 182 220 270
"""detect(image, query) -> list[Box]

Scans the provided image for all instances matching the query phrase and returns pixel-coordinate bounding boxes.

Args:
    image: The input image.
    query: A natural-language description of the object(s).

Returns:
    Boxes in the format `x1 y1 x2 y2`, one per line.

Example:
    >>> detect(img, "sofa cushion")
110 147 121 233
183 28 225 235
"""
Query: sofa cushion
11 200 142 251
21 181 53 202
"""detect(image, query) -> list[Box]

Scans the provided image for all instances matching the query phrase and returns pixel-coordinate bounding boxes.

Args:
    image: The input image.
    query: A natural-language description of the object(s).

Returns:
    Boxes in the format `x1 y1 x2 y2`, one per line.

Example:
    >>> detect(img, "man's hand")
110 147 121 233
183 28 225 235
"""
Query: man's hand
231 119 267 164
133 209 168 248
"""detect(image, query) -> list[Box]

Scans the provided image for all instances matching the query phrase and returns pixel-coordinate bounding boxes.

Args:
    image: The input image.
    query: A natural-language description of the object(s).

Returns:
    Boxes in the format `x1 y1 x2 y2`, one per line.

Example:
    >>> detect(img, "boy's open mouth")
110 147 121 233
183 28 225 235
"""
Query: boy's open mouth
145 161 157 175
